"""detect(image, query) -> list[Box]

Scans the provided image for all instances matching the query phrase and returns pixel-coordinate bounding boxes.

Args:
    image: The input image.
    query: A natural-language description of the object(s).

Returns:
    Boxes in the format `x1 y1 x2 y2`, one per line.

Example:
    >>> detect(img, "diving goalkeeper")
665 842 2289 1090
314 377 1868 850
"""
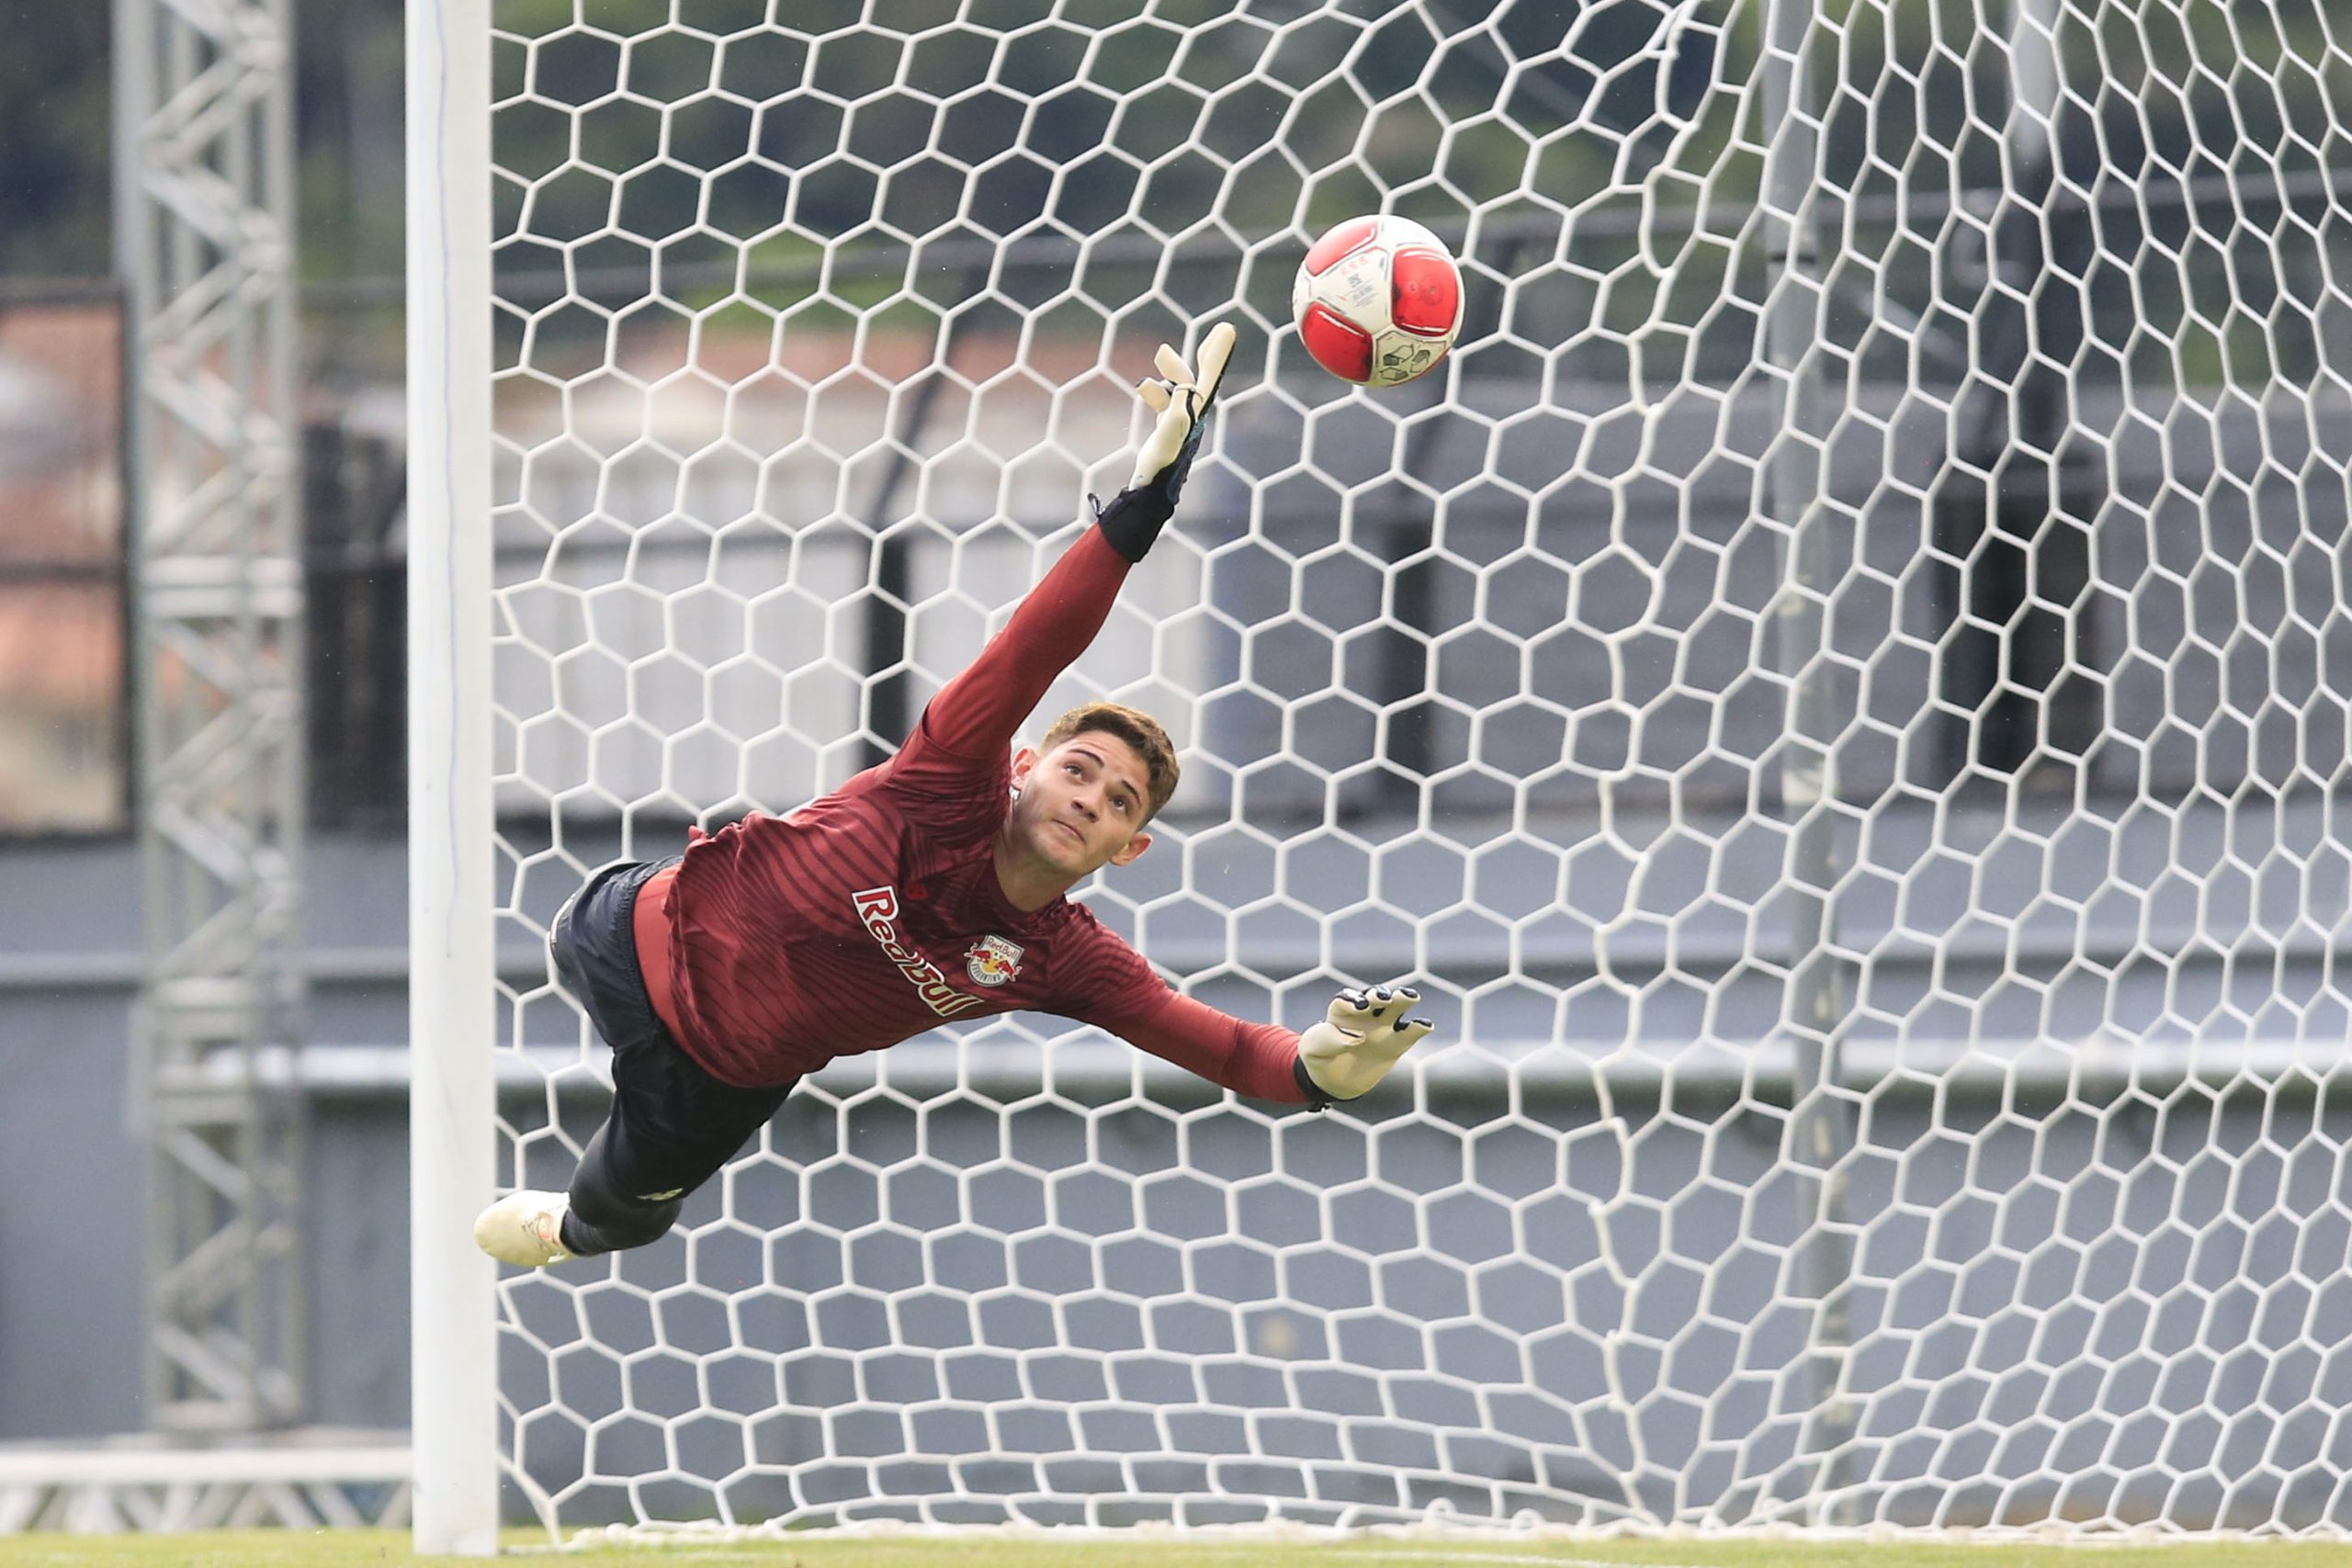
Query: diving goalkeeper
477 324 1435 1268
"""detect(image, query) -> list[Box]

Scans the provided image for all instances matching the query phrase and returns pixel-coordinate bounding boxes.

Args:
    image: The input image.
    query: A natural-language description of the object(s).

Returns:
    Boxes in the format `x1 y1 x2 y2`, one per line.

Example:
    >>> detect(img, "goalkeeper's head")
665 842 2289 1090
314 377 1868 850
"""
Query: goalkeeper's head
1002 702 1180 887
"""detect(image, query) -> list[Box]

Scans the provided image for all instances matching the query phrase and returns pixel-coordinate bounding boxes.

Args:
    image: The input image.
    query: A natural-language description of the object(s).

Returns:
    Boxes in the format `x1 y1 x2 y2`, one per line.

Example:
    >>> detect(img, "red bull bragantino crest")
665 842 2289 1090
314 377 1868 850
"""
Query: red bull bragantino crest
965 934 1023 987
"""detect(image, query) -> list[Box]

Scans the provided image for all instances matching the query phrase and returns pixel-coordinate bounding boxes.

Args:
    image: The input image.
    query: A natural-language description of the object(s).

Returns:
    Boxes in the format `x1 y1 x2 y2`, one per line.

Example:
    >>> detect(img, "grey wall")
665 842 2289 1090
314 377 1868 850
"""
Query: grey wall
0 836 414 1440
0 840 145 1439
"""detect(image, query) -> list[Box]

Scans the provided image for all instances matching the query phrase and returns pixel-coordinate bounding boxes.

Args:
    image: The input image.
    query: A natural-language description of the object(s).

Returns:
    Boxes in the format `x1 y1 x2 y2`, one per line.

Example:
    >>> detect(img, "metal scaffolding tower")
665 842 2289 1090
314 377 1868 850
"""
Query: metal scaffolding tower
114 0 308 1433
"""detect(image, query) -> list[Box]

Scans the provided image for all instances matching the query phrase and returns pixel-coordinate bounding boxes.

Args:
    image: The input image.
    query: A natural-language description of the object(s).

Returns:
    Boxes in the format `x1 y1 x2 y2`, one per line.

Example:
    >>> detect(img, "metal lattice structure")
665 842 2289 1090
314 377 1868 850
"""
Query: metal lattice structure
114 0 307 1435
0 1438 411 1534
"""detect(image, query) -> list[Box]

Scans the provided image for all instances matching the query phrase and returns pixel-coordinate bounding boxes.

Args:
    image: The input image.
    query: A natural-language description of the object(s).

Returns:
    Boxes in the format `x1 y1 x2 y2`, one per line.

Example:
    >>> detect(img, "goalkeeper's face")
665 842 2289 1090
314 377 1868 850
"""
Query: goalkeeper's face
1006 734 1156 880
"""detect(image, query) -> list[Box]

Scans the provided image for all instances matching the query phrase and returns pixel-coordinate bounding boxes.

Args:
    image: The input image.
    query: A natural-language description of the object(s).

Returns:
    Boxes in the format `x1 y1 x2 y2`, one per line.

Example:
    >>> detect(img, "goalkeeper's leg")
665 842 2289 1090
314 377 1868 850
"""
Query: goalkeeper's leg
557 1038 796 1257
476 859 795 1266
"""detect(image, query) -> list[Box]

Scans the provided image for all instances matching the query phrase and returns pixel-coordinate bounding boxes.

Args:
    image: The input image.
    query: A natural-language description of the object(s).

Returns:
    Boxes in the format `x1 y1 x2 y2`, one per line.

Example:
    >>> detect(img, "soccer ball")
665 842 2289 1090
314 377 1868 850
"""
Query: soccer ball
1292 214 1464 388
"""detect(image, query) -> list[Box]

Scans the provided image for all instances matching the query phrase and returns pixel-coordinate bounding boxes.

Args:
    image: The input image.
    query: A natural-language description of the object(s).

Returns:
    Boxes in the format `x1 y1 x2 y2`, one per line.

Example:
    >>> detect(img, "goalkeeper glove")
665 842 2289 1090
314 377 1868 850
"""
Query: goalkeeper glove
1294 984 1435 1108
1094 321 1237 561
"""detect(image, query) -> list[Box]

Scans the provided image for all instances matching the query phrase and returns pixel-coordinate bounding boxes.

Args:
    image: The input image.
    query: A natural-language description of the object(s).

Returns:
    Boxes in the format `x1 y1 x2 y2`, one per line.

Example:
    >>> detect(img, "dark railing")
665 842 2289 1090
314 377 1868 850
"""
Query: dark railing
302 418 407 830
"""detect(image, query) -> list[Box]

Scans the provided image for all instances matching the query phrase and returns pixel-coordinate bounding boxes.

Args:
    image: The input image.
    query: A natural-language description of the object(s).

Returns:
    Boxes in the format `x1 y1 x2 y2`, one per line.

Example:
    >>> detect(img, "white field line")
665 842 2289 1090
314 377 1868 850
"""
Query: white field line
1351 1551 1704 1568
1057 1548 1698 1568
558 1551 1702 1567
534 1535 1705 1565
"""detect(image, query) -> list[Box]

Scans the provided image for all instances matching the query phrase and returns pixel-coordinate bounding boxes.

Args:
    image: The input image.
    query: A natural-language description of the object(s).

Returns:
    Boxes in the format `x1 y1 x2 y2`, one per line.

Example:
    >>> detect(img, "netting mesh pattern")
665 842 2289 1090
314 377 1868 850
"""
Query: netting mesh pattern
481 0 2352 1534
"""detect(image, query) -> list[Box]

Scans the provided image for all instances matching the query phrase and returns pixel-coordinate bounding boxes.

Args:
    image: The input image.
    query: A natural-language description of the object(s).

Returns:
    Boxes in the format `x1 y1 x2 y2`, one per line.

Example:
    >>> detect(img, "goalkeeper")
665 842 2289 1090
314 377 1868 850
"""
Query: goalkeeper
478 324 1435 1268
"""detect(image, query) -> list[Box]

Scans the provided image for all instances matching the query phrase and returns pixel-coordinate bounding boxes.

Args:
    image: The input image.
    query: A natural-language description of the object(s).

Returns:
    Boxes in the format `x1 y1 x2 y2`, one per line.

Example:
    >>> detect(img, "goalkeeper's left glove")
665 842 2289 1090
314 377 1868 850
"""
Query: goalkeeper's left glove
1294 984 1435 1108
1094 321 1237 562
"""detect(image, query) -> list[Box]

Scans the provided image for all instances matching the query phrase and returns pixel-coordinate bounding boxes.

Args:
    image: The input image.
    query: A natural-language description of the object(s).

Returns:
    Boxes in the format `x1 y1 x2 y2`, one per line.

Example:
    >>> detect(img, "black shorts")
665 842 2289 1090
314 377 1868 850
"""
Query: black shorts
548 859 797 1208
548 858 682 1056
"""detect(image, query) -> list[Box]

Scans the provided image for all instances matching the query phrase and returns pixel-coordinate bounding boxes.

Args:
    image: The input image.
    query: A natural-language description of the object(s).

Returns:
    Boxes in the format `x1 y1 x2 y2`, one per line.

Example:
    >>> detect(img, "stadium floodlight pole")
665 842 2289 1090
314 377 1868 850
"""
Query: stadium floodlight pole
407 0 499 1553
1755 0 1861 1525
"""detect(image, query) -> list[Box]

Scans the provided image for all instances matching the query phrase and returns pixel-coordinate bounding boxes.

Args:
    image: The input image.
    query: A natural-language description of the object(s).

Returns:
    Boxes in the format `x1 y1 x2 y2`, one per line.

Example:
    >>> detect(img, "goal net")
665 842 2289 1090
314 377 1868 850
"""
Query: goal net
408 0 2352 1543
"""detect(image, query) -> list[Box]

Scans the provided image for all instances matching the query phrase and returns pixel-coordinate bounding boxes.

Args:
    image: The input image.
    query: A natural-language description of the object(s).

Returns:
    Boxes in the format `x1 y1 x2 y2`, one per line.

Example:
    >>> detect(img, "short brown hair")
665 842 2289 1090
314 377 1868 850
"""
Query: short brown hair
1039 702 1180 821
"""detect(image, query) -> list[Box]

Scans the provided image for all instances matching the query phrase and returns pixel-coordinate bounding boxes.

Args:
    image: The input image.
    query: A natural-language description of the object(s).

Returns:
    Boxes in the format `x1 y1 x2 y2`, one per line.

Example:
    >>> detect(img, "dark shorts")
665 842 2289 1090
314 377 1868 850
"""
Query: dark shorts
548 858 681 1056
548 860 797 1221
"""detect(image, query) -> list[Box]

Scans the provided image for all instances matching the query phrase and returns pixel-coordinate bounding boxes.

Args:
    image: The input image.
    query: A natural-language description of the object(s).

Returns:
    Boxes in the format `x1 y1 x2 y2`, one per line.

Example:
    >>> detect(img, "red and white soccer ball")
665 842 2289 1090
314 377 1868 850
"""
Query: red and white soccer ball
1292 214 1464 388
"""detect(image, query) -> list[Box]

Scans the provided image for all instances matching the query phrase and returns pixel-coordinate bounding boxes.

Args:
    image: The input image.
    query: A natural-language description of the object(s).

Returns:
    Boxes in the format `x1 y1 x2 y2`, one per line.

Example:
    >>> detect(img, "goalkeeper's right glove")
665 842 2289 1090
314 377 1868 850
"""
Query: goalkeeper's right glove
1294 984 1435 1108
1094 321 1237 562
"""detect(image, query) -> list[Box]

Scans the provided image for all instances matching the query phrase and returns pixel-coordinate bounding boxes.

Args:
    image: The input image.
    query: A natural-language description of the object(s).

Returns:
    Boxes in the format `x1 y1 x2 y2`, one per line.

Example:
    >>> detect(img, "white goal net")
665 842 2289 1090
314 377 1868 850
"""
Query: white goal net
409 0 2352 1543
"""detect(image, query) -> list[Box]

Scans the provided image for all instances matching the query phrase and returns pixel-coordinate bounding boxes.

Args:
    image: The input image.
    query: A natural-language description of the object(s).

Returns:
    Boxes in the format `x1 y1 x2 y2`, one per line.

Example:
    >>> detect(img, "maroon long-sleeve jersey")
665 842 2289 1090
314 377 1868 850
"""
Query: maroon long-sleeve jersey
633 523 1306 1102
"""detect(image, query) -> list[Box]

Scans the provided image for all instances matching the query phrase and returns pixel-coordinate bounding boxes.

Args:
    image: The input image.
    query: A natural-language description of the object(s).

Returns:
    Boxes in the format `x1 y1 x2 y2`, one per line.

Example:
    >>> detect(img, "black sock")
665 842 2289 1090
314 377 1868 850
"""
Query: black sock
558 1210 605 1258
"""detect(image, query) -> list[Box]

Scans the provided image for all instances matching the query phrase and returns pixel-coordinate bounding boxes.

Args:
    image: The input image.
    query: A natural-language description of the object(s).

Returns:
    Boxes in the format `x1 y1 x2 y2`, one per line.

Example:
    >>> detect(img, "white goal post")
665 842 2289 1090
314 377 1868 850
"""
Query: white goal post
412 0 2352 1552
407 0 497 1552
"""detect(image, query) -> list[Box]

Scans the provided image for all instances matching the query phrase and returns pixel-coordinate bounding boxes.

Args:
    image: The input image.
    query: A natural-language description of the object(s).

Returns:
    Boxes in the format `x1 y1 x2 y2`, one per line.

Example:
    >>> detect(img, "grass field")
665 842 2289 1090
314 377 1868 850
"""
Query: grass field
2 1531 2349 1567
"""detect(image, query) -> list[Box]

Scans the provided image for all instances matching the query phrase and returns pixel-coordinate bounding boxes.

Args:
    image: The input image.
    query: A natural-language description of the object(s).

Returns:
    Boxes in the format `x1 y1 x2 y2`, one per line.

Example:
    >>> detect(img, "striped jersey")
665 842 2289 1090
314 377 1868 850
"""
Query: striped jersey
633 524 1305 1103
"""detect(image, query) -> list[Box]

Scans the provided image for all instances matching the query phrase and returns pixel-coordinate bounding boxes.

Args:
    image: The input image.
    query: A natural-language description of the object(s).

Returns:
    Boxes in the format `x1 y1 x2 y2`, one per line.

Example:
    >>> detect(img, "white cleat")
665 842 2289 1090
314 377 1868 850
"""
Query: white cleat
473 1190 575 1268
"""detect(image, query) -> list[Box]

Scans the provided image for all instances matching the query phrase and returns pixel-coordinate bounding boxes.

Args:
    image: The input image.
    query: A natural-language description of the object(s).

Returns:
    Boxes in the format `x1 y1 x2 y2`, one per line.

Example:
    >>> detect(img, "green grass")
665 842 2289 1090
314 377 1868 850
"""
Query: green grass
2 1532 2350 1568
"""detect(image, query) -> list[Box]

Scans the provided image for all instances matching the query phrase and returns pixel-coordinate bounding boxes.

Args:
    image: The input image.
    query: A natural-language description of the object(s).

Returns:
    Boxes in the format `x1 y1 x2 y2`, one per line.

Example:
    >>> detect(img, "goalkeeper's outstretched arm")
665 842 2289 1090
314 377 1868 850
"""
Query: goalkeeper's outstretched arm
1104 983 1436 1109
910 325 1235 764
